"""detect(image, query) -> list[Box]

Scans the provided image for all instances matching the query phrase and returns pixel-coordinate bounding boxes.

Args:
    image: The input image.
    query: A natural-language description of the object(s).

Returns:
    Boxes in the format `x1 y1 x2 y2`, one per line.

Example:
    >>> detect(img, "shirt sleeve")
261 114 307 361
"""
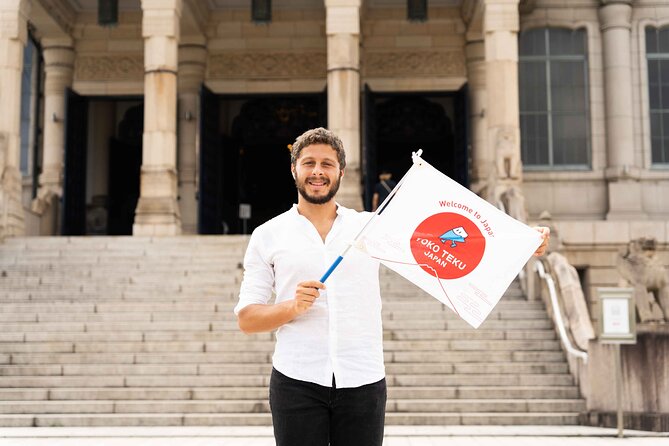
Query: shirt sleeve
234 229 275 315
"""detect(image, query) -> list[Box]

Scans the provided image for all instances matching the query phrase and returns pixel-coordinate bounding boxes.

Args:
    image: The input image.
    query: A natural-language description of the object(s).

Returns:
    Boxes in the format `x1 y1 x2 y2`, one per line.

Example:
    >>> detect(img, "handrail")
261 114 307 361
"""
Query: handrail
534 260 589 363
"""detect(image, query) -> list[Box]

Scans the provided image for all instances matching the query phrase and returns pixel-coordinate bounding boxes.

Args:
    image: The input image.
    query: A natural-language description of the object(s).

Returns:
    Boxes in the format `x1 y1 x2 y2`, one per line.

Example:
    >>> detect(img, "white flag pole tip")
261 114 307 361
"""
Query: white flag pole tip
412 149 424 164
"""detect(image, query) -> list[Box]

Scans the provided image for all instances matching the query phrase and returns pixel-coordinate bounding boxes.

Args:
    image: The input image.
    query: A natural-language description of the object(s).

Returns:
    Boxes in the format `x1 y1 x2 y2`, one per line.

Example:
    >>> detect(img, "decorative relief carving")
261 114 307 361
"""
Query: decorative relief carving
75 55 144 81
364 50 466 78
208 52 326 79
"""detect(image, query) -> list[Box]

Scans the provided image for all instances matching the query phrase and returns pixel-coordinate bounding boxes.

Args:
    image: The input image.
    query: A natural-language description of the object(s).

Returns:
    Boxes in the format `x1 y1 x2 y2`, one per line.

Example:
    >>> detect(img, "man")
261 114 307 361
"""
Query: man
235 128 549 446
372 169 397 211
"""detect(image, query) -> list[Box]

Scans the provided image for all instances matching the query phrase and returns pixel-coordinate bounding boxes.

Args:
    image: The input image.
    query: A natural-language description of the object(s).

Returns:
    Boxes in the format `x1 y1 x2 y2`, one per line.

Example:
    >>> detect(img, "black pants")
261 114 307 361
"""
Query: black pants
269 368 387 446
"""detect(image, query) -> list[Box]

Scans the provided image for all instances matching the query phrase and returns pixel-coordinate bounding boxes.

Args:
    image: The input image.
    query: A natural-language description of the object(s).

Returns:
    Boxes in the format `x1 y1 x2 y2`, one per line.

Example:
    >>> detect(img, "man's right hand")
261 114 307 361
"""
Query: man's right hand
293 280 325 315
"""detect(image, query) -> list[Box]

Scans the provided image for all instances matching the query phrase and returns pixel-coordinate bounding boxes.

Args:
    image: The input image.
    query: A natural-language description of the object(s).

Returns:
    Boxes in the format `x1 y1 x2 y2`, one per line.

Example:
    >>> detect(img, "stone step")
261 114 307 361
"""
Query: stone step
385 412 581 426
388 374 574 387
8 352 273 365
0 300 546 314
0 361 569 377
0 339 562 354
0 373 574 388
381 319 554 330
0 385 581 402
0 328 554 343
0 237 582 427
389 350 566 363
386 330 556 341
0 398 585 415
0 318 554 333
18 331 272 343
0 412 581 427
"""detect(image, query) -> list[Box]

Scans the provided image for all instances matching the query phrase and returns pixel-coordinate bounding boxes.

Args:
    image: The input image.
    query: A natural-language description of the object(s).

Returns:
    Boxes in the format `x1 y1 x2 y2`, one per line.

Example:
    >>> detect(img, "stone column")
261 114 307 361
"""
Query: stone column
34 39 75 206
0 0 29 238
599 0 644 219
483 0 522 206
466 39 493 202
325 0 362 210
134 0 182 236
177 38 206 234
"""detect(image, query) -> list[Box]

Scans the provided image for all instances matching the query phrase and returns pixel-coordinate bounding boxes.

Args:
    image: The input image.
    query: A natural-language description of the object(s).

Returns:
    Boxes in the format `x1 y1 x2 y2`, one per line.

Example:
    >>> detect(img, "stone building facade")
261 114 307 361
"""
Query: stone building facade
0 0 668 425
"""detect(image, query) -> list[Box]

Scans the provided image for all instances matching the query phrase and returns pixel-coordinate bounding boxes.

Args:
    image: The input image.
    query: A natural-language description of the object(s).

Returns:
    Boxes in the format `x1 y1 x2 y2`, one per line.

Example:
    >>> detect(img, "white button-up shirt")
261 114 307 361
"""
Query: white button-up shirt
235 204 384 388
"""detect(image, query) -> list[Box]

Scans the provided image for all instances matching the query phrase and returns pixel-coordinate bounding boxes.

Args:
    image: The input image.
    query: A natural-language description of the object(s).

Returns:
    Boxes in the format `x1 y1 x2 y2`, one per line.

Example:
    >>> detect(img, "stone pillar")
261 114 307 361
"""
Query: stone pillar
325 0 362 210
483 0 522 205
0 0 29 238
599 0 644 219
177 39 206 234
34 39 75 214
134 0 182 236
466 39 493 202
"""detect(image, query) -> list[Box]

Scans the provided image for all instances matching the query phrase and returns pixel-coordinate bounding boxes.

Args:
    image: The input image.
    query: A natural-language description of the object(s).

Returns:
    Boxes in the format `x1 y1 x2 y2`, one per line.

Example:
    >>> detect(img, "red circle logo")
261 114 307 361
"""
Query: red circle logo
410 212 486 279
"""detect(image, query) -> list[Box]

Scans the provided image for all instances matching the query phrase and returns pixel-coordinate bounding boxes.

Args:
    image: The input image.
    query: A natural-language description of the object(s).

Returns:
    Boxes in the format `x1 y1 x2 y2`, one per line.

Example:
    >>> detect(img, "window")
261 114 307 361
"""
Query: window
519 28 590 168
408 0 427 22
646 26 669 165
20 36 42 194
252 0 271 23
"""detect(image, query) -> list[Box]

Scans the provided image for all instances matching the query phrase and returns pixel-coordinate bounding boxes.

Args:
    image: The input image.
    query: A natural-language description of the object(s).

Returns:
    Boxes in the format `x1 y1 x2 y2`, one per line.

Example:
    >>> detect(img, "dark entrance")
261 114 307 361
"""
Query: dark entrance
198 90 326 234
107 104 143 235
362 86 469 211
62 94 143 235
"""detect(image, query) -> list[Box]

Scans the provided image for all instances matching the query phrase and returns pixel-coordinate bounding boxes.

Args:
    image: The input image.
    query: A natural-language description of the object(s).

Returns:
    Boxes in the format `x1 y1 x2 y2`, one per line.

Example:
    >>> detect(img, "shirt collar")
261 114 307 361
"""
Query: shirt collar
291 202 346 217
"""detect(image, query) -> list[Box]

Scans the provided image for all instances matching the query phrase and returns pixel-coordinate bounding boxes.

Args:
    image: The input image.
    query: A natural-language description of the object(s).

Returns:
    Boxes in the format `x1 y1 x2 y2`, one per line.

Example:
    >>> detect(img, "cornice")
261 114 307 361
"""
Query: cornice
35 0 76 35
183 0 209 35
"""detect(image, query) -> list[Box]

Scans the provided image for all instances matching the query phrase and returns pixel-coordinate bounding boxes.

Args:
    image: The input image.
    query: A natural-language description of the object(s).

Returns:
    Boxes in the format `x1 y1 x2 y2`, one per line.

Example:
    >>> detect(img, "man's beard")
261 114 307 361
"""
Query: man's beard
295 173 342 205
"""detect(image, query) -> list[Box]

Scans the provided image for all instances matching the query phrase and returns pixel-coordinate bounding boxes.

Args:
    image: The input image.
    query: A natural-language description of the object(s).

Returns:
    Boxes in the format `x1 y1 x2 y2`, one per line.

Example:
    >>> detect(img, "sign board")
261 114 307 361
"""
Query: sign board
239 203 251 220
597 287 636 344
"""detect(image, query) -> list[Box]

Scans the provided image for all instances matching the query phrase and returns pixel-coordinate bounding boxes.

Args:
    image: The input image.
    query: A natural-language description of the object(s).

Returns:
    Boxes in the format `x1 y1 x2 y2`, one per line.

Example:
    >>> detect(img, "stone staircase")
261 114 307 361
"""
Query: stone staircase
0 236 584 427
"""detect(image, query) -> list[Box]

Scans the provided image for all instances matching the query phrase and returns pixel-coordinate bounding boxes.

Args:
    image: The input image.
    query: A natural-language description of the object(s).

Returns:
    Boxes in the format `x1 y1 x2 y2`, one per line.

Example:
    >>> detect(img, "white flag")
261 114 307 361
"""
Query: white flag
357 155 542 328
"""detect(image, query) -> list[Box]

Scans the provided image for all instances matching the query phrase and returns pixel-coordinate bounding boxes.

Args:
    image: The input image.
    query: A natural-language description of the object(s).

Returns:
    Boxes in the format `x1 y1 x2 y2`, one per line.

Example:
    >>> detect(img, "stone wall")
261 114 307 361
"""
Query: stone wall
72 11 144 95
361 5 467 91
521 0 669 221
205 7 327 94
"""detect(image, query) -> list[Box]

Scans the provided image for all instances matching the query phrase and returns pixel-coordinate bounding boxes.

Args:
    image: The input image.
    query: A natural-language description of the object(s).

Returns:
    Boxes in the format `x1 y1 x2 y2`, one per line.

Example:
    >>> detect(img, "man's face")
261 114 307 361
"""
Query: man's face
292 143 343 205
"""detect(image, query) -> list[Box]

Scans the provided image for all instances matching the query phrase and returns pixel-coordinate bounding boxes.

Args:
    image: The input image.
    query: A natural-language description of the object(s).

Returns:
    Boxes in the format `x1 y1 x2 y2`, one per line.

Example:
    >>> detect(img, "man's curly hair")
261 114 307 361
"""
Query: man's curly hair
290 127 346 170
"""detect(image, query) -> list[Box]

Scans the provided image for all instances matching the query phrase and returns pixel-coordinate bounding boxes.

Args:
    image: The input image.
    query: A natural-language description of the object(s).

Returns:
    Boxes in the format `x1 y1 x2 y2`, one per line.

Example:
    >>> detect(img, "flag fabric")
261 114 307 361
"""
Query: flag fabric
356 155 542 329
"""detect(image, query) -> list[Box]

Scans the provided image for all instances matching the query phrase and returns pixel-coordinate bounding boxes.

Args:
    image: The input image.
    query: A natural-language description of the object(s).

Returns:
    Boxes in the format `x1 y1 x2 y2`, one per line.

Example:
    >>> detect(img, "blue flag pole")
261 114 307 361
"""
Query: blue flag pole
318 150 424 283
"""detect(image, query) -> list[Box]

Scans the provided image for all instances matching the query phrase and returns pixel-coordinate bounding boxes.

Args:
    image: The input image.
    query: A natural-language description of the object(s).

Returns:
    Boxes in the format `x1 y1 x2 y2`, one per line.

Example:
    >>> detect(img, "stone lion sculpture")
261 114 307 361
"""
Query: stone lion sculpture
617 238 669 322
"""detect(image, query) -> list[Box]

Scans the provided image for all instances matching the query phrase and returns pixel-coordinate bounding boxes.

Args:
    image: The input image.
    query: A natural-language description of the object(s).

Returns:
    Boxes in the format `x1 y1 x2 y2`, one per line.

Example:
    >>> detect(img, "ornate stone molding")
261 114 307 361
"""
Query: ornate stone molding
75 55 144 81
208 52 327 79
363 50 466 78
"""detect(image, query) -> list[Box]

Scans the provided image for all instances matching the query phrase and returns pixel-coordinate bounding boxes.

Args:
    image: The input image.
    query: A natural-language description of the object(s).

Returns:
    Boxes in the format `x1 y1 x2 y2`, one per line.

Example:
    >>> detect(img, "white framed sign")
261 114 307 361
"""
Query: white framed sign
597 288 636 344
239 203 251 220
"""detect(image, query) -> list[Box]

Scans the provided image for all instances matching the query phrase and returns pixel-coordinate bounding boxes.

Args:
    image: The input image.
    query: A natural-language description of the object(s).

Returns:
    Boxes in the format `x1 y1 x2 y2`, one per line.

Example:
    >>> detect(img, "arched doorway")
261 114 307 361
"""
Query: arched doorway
362 87 468 210
198 91 326 234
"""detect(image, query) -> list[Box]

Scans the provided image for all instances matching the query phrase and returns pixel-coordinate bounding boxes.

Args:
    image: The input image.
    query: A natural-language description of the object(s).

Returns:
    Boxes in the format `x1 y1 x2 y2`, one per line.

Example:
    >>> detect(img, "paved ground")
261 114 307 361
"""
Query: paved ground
0 426 667 445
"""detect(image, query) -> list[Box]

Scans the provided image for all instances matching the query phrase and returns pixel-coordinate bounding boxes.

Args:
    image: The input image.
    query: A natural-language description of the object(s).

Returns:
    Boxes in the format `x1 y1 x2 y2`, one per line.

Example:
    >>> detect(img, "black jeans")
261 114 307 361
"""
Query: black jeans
269 368 387 446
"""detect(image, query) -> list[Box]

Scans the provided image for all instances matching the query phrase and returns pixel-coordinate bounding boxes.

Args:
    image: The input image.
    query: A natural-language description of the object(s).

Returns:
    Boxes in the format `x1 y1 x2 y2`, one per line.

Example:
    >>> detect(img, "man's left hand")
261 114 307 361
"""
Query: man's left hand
533 226 550 257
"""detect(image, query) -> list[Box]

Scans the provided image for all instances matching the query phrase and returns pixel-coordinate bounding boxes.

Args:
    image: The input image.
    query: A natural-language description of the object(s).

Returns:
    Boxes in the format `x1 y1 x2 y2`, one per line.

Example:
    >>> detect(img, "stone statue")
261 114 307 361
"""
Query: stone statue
547 252 596 351
500 185 528 223
617 238 669 322
494 126 521 180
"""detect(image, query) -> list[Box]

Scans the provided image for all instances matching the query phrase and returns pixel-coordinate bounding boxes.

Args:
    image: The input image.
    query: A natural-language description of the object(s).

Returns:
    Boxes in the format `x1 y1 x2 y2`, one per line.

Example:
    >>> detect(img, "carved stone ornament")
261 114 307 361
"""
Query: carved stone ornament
364 50 466 78
75 55 144 81
617 238 669 323
208 52 327 79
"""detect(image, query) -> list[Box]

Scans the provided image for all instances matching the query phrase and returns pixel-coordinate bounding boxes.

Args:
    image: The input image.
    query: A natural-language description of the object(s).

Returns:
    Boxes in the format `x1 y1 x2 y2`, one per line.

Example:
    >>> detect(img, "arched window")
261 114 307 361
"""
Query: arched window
519 28 590 168
646 26 669 165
